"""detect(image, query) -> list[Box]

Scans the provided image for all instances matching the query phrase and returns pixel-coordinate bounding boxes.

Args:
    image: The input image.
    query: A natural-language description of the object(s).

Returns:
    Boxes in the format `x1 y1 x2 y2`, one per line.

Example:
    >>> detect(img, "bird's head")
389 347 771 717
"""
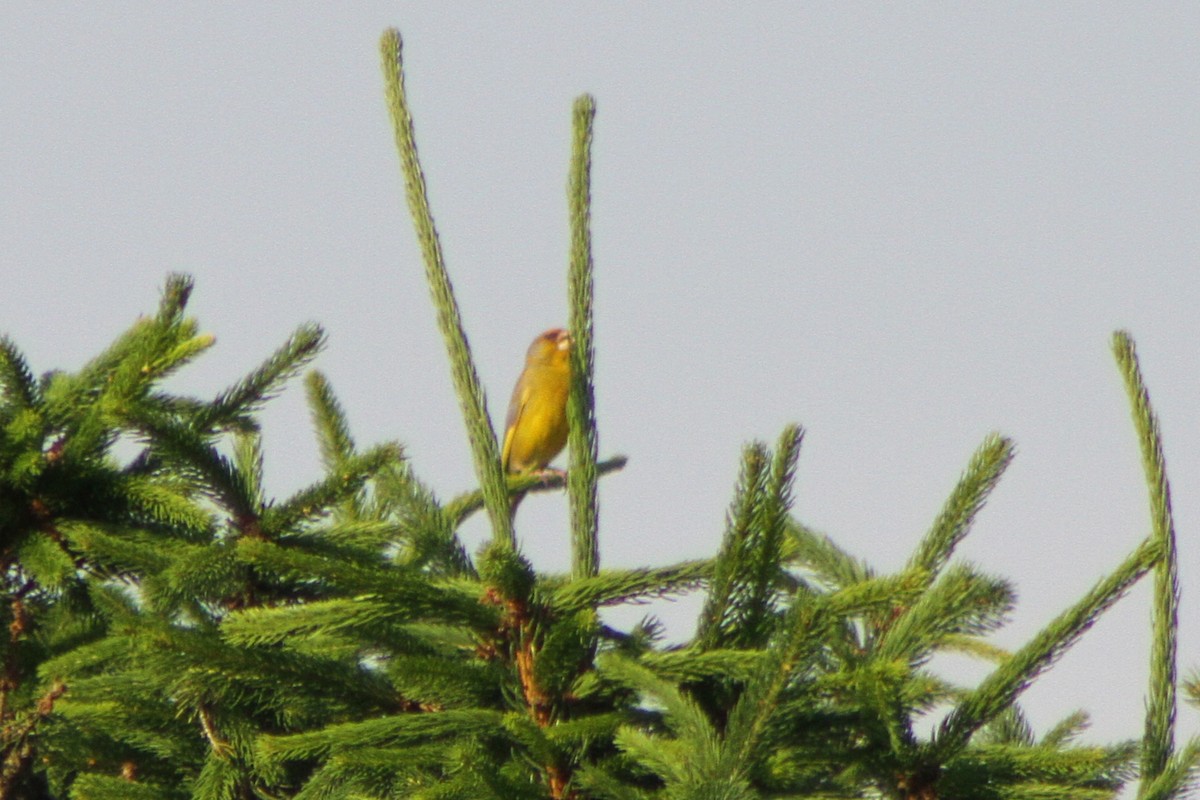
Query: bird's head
526 327 571 367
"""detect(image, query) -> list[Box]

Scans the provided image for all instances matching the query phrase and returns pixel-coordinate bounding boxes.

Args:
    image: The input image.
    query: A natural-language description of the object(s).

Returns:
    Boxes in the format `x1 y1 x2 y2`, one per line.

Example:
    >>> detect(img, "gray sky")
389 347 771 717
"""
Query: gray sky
3 4 1198 751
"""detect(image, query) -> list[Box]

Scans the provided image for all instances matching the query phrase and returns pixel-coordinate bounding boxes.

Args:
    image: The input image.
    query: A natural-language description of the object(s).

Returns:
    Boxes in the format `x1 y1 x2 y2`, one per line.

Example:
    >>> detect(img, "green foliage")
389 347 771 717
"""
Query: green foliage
566 94 601 581
0 25 1193 800
1113 332 1181 789
697 425 802 652
380 28 514 550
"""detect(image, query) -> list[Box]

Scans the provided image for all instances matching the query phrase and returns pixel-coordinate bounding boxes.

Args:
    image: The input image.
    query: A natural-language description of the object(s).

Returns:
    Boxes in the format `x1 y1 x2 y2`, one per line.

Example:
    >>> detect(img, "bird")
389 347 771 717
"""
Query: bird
502 327 572 473
501 328 571 515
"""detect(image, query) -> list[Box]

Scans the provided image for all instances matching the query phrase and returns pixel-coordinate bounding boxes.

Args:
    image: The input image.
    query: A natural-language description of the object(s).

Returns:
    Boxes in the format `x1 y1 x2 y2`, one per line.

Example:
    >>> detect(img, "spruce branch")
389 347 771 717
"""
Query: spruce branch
62 775 165 800
0 679 65 798
220 596 491 649
549 560 711 614
386 654 501 710
746 424 803 619
444 456 627 527
139 333 215 385
376 462 476 578
531 608 597 706
907 433 1014 587
936 634 1011 665
257 709 506 765
573 764 648 800
196 322 325 432
143 541 246 613
542 712 626 748
641 649 765 685
940 741 1135 798
697 441 768 650
567 94 601 581
16 529 84 589
719 587 831 782
935 535 1161 758
976 705 1035 746
193 751 257 800
56 519 186 578
379 29 514 548
154 272 194 326
786 519 874 590
231 431 265 516
0 337 38 411
600 654 723 777
304 370 357 473
39 274 202 442
232 540 495 628
1137 736 1200 800
196 703 233 760
874 562 1015 664
42 301 210 463
286 519 399 550
126 412 256 524
699 425 803 651
55 313 175 416
804 571 931 637
114 476 216 539
1113 331 1179 786
262 443 402 535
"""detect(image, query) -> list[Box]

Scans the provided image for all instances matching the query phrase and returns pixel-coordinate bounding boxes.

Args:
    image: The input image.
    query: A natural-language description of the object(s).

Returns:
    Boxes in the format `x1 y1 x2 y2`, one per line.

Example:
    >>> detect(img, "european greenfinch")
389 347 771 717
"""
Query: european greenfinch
501 328 571 476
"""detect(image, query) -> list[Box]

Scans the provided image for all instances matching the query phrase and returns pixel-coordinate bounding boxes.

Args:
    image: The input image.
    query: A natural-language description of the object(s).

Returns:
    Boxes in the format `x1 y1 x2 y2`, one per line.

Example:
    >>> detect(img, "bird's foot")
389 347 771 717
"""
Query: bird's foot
535 467 567 485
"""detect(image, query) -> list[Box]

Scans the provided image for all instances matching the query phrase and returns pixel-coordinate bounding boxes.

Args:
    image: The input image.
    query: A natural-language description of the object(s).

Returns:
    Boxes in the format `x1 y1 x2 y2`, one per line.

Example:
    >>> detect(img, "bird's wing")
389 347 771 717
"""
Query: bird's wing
500 373 531 471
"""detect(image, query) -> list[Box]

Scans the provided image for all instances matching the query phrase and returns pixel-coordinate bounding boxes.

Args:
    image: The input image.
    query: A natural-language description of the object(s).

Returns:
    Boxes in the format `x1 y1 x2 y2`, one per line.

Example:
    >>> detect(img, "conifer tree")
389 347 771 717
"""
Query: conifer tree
0 25 1196 800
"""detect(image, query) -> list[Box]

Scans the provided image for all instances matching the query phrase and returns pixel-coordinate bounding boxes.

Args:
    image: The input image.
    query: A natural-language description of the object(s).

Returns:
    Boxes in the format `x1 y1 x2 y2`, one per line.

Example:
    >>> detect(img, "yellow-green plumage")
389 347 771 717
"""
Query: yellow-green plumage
501 328 571 474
